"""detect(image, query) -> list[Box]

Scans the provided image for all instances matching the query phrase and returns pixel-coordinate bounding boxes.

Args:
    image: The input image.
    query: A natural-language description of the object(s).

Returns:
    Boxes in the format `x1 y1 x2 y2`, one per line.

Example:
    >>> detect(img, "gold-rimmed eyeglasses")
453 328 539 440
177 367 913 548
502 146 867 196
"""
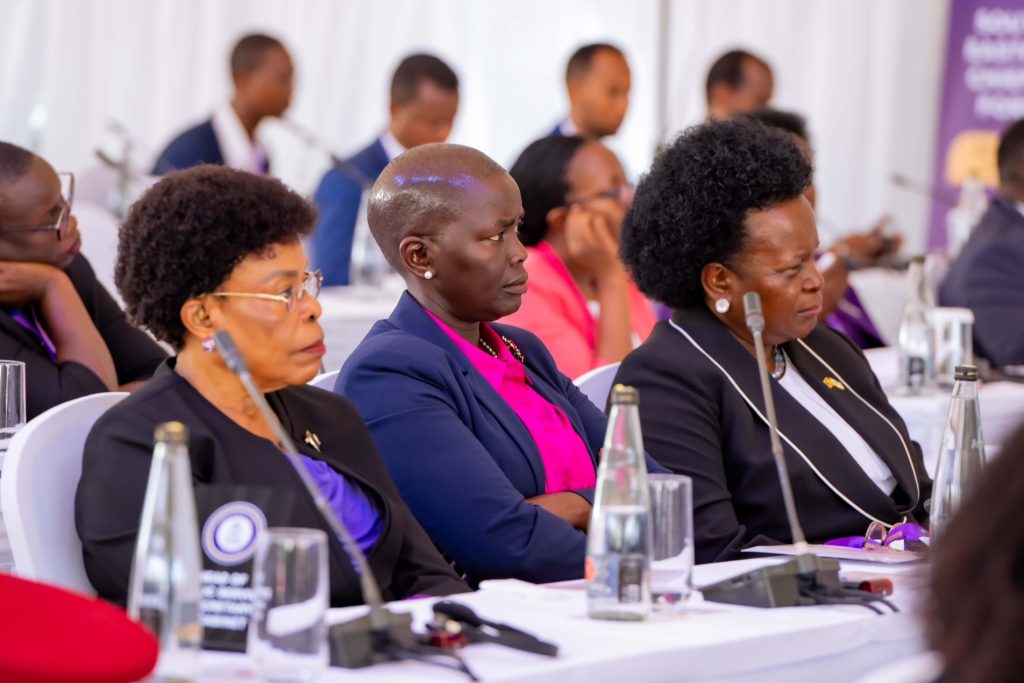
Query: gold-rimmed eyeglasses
209 270 323 313
0 172 75 241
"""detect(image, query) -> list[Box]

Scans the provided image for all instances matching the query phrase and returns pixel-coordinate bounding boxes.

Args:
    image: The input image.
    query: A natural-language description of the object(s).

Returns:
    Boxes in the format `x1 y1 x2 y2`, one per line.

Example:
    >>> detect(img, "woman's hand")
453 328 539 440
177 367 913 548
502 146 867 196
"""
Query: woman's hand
525 491 592 531
0 261 62 309
563 205 622 281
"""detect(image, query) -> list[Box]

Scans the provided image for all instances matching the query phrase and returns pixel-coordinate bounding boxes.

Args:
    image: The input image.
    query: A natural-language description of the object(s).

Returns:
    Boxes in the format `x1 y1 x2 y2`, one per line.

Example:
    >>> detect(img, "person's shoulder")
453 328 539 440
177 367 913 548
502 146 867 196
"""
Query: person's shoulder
87 369 185 439
277 383 365 424
348 138 388 174
800 323 871 371
342 321 453 375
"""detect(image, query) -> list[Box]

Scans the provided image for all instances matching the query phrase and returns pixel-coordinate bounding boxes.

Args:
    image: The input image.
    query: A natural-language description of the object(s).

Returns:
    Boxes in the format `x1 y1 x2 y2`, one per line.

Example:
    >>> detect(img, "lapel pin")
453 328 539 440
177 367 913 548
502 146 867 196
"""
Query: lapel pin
304 430 322 452
823 377 846 391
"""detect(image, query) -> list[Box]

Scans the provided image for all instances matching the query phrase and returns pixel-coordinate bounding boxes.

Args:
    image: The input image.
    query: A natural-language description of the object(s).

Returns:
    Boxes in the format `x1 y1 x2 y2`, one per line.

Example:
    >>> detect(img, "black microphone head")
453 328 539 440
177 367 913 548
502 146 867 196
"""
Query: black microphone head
213 331 248 375
432 601 483 628
743 291 765 333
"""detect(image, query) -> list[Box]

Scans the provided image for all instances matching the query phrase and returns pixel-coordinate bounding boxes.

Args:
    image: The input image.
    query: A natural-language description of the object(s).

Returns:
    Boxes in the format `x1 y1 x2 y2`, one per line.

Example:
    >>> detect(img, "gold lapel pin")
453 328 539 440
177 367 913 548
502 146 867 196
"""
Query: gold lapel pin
304 430 322 452
823 377 846 391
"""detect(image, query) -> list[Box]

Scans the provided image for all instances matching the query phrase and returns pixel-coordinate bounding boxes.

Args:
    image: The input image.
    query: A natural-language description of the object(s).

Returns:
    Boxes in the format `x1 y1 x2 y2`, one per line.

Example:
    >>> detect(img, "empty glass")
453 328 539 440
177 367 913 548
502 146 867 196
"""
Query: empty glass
248 528 329 682
648 474 694 611
0 360 26 573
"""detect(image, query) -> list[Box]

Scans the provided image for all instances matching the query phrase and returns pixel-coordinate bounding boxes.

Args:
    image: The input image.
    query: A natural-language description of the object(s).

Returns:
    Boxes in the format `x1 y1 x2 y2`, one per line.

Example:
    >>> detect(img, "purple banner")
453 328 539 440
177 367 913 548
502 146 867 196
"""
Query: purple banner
928 2 1024 249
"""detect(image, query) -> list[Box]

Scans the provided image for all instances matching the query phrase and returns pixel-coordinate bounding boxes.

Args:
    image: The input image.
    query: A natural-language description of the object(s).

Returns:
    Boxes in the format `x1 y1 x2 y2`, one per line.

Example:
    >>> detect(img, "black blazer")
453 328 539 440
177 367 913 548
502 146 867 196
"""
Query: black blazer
0 255 166 420
75 359 468 607
614 306 931 564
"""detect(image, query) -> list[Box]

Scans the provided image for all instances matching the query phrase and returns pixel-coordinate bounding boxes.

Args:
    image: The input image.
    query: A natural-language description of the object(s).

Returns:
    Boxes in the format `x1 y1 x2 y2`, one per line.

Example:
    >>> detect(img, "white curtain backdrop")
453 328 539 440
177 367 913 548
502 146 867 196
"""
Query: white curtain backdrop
0 0 949 251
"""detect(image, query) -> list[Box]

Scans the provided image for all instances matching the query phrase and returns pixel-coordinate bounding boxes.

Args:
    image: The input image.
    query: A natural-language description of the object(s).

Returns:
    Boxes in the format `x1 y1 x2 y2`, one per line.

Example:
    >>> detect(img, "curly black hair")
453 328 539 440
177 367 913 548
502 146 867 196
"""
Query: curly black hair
116 165 315 349
509 135 588 246
620 117 812 310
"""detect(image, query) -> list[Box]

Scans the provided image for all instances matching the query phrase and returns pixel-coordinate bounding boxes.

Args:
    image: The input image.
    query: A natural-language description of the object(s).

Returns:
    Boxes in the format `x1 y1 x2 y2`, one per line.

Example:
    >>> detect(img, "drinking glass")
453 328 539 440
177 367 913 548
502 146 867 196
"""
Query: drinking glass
0 360 26 573
648 474 694 611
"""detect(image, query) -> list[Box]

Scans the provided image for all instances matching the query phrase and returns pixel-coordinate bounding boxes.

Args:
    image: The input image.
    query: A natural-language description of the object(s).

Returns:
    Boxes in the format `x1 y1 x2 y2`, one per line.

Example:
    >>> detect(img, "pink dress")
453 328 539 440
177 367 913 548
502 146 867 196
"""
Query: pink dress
501 242 657 379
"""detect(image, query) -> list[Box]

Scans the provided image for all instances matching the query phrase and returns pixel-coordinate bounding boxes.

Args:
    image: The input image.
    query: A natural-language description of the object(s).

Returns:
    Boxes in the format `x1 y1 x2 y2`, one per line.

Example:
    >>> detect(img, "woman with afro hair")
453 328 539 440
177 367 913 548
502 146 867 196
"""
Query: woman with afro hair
614 117 931 564
75 165 467 607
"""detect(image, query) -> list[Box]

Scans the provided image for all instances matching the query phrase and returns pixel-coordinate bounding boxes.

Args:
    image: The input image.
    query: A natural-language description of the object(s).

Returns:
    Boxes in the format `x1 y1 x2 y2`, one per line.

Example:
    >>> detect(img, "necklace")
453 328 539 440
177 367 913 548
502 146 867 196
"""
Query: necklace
771 346 787 380
478 337 499 358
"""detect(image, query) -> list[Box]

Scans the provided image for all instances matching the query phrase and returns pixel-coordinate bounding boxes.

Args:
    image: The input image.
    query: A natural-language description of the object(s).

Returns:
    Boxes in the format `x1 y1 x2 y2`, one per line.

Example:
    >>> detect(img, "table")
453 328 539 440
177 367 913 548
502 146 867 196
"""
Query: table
188 557 926 683
864 347 1024 474
317 283 404 372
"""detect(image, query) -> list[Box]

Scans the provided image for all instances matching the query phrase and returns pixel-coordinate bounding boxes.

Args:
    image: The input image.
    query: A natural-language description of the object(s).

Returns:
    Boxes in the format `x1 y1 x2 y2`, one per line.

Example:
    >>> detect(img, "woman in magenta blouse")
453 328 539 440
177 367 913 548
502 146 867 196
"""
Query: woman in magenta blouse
337 143 666 585
500 136 656 379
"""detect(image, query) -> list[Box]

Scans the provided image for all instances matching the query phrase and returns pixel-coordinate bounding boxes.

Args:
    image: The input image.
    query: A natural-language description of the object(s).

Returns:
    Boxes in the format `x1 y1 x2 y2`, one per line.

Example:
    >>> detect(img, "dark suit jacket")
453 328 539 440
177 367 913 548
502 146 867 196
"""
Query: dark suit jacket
0 255 166 420
614 306 931 564
939 196 1024 367
152 119 224 175
75 359 468 607
310 138 387 286
336 292 615 584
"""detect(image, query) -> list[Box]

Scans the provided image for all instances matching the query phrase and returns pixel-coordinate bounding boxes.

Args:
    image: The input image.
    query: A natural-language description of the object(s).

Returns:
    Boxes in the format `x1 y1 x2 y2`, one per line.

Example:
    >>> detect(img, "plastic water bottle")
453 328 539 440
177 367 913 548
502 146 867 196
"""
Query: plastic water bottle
127 422 203 681
897 256 934 395
586 384 651 621
930 365 986 539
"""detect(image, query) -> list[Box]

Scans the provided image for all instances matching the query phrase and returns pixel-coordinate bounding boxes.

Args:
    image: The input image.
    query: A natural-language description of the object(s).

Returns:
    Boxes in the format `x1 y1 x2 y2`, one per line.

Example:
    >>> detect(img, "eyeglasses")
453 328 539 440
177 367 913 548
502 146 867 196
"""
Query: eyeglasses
0 172 75 241
566 183 635 207
209 270 323 313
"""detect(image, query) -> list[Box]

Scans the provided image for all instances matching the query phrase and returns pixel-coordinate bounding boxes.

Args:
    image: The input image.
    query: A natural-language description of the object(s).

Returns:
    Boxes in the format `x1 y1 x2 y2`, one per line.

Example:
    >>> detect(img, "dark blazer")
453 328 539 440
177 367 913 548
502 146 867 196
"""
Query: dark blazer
336 292 616 585
0 255 166 420
939 196 1024 367
75 359 468 607
310 138 387 286
614 306 931 564
151 119 225 175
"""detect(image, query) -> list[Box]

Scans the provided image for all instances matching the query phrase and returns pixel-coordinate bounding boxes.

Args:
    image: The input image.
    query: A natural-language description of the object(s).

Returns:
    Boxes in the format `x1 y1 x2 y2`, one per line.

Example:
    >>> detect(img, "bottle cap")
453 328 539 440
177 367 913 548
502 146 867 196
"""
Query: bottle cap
610 384 639 405
154 421 189 444
953 365 978 381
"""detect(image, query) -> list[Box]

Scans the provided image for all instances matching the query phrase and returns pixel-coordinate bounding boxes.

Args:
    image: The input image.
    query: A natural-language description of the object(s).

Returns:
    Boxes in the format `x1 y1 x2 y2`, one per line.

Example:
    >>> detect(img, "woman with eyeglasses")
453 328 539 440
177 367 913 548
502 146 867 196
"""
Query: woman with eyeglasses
75 165 467 607
0 142 166 419
499 136 655 379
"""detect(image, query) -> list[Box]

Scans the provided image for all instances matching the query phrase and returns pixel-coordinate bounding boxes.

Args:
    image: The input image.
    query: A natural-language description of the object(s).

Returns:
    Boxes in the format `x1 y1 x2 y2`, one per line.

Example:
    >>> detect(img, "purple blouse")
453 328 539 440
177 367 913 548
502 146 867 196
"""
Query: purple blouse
299 454 383 556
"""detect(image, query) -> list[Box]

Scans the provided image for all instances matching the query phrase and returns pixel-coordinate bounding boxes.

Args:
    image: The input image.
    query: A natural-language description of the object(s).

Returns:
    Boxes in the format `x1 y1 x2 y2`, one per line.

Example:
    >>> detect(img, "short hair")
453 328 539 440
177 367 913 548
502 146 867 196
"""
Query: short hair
0 141 36 185
509 135 589 246
746 107 809 143
367 143 506 268
997 117 1024 187
619 117 812 310
116 165 315 349
705 49 771 102
927 422 1024 683
566 43 626 83
390 54 459 105
230 33 285 78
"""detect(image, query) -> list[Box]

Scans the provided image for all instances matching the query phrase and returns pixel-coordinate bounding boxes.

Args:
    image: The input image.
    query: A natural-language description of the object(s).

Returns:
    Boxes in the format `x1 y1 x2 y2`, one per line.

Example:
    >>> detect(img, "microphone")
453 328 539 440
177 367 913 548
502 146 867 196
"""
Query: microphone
212 331 418 667
280 119 375 190
891 173 956 207
700 293 847 609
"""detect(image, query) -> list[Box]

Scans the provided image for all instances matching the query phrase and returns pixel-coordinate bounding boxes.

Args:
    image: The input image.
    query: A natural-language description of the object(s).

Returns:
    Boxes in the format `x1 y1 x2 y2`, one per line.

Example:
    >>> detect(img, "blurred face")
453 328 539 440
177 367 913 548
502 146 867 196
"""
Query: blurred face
731 58 774 114
205 240 324 390
564 142 633 240
390 81 459 149
237 46 294 118
420 173 527 322
570 49 631 138
713 196 824 346
0 157 81 268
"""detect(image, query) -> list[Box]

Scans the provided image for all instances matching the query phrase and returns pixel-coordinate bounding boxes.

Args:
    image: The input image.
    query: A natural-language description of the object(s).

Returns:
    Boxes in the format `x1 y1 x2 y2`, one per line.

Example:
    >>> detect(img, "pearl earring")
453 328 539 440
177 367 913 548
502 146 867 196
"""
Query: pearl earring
714 298 731 314
202 337 215 353
424 270 434 280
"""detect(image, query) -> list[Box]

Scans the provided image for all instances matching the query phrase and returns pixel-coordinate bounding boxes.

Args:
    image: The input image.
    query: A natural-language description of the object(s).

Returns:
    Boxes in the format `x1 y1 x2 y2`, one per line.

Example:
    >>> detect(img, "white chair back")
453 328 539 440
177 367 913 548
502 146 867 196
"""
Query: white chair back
309 369 340 391
574 362 621 410
1 392 128 594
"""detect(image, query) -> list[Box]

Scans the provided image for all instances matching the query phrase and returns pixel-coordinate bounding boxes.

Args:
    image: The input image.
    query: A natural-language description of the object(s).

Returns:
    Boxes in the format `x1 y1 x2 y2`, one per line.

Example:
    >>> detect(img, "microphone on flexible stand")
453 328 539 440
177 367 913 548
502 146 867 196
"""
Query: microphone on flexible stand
280 119 375 190
700 293 848 609
212 332 438 668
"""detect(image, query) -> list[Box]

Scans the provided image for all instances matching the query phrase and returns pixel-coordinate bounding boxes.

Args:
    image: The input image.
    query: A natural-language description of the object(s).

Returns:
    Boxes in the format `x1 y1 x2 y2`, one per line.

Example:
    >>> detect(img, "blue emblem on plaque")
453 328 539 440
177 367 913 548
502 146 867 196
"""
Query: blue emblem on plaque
201 501 267 566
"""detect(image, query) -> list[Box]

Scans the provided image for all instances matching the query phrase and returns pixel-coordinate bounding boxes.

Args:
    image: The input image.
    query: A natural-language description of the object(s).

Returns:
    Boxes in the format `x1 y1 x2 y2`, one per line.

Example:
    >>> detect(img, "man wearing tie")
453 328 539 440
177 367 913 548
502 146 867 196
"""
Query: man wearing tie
550 43 631 140
311 54 459 286
151 34 294 176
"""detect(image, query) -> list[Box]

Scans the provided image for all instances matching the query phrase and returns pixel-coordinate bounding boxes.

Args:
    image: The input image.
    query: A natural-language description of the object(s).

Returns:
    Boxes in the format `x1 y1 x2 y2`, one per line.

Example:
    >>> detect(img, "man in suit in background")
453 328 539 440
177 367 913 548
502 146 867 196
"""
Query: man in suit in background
151 34 293 175
705 49 774 121
550 43 631 139
940 118 1024 368
311 54 459 286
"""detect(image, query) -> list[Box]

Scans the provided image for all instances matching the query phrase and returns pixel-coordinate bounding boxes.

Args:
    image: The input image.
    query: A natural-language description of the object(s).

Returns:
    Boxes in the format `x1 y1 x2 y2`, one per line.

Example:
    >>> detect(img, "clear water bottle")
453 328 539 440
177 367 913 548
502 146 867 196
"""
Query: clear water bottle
586 384 651 621
127 421 203 681
930 365 986 539
897 256 935 395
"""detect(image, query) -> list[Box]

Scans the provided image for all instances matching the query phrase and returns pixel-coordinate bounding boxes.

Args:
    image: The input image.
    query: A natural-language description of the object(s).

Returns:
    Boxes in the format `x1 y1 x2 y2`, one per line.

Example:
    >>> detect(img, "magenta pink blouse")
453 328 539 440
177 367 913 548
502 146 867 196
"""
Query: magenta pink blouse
424 309 596 494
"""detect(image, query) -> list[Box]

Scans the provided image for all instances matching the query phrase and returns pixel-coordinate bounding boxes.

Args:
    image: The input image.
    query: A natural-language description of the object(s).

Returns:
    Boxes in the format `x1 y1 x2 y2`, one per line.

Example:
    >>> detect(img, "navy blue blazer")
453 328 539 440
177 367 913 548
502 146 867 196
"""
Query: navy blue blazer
939 196 1024 367
336 292 613 585
152 119 224 175
311 138 387 286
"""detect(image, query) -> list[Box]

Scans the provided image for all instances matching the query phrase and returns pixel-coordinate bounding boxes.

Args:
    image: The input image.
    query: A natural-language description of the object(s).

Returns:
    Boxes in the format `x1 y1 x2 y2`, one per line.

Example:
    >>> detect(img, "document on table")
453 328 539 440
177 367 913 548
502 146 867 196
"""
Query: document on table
744 544 923 564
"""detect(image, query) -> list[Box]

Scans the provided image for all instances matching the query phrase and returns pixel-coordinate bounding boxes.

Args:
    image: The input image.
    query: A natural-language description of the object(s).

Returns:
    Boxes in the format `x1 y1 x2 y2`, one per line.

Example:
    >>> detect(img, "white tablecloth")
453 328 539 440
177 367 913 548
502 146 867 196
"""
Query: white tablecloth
186 557 925 683
317 283 404 373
